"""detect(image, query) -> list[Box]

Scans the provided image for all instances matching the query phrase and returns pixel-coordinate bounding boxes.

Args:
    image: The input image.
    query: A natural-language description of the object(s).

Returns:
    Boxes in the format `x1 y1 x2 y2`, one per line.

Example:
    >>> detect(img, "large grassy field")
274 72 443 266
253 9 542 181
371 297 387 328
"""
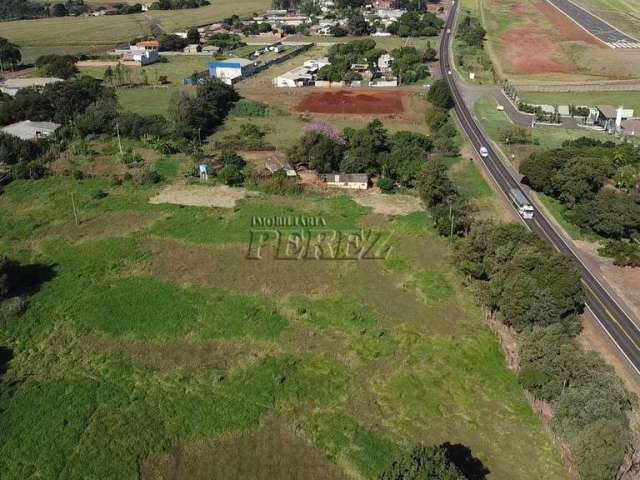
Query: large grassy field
0 0 270 62
0 144 569 478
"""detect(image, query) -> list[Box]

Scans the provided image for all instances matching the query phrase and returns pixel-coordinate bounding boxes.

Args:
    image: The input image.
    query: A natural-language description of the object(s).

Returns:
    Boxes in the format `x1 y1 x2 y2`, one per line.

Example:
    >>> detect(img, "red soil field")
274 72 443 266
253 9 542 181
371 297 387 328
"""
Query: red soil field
295 90 405 114
503 29 576 74
500 0 603 75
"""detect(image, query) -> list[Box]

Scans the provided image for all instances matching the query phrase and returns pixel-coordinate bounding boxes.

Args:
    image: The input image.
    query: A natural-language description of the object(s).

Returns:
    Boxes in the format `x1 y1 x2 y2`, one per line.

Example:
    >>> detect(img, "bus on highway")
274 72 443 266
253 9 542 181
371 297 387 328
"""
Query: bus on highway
509 188 535 219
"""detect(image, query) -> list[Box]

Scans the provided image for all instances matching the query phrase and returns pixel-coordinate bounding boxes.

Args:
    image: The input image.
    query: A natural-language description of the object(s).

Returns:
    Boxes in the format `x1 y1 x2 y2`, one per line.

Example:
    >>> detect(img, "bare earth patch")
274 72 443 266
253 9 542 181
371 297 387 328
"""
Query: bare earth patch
150 183 258 209
141 417 350 480
77 334 279 373
351 191 424 216
46 212 162 242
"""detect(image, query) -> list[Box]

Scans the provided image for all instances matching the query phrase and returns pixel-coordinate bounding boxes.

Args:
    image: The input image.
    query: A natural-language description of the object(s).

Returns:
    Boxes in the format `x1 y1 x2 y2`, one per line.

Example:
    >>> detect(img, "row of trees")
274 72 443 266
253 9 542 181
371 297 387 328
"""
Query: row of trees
456 222 634 480
415 80 635 480
520 137 640 264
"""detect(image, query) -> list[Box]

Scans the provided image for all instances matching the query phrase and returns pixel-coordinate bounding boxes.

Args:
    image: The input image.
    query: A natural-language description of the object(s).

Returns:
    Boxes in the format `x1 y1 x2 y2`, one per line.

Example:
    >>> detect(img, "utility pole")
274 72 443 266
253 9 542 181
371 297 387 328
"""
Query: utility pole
116 123 123 154
448 197 454 241
71 193 79 226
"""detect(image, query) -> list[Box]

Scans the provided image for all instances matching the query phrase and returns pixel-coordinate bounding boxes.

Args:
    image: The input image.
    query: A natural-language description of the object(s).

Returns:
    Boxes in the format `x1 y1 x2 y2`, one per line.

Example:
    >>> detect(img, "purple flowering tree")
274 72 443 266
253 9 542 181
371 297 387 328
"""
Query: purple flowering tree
303 121 347 145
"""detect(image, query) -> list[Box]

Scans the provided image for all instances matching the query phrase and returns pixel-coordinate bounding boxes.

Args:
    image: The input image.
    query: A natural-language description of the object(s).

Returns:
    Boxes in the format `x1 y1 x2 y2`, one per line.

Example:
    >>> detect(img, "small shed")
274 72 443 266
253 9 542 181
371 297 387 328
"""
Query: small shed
321 173 369 190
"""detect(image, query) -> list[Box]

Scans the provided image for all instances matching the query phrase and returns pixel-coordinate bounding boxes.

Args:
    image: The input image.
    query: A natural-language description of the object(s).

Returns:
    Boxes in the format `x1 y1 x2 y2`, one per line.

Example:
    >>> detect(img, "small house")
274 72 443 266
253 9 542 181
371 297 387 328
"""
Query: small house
0 77 63 97
265 157 297 177
377 54 393 73
321 173 369 190
1 120 61 141
594 105 634 131
183 44 201 54
202 45 221 54
208 58 258 85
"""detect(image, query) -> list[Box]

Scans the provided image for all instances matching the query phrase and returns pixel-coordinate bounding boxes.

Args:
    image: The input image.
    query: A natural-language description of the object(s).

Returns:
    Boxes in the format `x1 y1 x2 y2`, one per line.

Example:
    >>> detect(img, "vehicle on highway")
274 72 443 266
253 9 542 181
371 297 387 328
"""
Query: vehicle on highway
479 146 489 157
509 188 535 219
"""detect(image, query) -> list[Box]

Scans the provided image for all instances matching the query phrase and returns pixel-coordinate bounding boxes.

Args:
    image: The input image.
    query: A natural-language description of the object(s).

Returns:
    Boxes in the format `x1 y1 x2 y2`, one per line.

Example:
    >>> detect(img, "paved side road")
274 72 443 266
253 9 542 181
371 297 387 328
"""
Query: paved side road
546 0 640 48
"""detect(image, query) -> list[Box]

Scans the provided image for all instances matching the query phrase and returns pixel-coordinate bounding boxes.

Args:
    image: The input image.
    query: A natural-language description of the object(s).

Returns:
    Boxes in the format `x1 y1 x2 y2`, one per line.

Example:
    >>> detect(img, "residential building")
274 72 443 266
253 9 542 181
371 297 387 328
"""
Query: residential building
274 58 331 87
183 44 201 54
1 120 61 141
202 45 221 54
377 53 393 73
135 40 160 51
208 58 258 85
0 77 63 97
321 173 369 190
265 157 297 177
120 47 159 66
593 105 634 131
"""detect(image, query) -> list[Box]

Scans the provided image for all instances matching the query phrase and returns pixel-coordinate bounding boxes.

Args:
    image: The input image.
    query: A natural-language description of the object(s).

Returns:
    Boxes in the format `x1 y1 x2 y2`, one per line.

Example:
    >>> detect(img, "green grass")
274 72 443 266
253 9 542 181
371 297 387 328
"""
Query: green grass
0 172 571 479
74 276 288 339
519 91 640 113
79 56 211 84
0 0 271 62
413 270 456 301
474 95 611 152
117 86 176 116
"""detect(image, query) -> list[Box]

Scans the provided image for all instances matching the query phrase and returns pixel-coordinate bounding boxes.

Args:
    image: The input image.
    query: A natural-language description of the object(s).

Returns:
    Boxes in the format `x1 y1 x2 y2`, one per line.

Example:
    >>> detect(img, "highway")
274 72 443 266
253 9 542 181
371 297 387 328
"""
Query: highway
440 1 640 375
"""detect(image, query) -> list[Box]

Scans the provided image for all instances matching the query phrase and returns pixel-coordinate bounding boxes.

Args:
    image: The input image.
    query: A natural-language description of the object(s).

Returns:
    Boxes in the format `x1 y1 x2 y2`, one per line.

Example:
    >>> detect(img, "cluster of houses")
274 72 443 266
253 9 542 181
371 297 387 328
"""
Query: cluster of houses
273 53 396 88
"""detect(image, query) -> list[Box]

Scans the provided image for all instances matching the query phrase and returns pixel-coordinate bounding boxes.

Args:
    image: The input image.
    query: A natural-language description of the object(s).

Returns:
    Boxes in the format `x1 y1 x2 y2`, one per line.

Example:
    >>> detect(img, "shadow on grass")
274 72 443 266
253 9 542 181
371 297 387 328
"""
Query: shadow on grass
0 346 13 376
7 262 57 298
441 442 490 480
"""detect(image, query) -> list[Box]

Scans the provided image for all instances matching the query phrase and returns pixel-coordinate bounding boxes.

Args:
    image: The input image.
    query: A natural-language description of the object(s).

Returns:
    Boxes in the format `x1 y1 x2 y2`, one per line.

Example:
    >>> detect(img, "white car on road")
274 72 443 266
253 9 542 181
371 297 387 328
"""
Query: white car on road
479 146 489 158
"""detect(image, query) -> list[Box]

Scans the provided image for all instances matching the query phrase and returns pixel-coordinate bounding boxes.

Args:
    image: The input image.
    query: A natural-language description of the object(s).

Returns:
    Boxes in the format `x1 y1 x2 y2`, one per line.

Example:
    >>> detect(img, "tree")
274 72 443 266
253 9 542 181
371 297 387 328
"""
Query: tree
51 3 68 16
377 176 396 193
186 27 200 44
35 54 78 79
422 40 437 62
572 419 631 480
427 79 454 109
416 159 456 207
103 66 114 86
0 37 22 71
287 132 345 173
159 34 189 51
219 151 246 186
169 78 238 138
380 444 468 480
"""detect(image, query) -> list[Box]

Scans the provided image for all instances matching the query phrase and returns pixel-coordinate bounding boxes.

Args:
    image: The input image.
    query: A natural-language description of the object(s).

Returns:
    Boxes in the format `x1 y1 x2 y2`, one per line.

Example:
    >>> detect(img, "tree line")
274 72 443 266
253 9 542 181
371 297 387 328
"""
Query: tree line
416 82 636 480
520 137 640 265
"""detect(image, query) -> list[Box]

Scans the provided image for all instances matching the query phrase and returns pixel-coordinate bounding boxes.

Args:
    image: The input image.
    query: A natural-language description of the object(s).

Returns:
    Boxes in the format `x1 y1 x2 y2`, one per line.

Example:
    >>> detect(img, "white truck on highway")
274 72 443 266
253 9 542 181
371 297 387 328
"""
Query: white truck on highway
509 188 535 219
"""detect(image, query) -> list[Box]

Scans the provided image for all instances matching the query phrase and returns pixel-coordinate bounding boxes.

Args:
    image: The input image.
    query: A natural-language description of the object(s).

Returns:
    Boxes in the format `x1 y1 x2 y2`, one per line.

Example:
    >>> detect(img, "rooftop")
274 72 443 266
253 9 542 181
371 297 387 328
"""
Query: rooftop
210 57 255 66
322 173 369 183
0 77 63 89
1 120 62 141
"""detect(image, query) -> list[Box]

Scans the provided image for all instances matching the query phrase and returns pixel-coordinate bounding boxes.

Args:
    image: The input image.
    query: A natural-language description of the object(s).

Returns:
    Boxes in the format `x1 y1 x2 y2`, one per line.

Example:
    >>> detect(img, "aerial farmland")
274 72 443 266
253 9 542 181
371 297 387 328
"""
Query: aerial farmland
0 0 639 479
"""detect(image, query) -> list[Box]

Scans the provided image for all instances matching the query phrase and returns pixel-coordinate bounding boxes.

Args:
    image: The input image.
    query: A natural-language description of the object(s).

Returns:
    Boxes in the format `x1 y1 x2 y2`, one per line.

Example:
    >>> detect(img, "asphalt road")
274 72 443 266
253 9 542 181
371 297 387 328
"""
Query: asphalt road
440 1 640 375
546 0 640 48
